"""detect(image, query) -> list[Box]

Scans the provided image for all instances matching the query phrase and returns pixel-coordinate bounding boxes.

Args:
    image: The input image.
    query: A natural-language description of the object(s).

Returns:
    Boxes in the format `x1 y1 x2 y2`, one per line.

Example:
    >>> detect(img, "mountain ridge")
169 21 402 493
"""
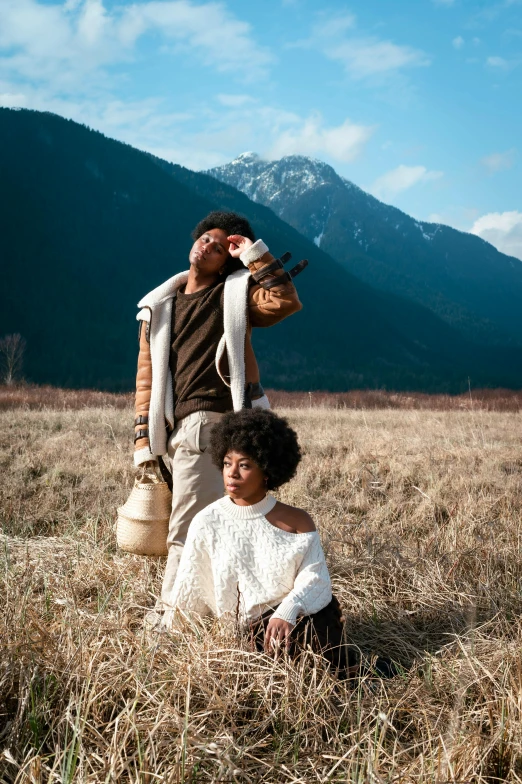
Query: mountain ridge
2 108 522 392
209 153 522 347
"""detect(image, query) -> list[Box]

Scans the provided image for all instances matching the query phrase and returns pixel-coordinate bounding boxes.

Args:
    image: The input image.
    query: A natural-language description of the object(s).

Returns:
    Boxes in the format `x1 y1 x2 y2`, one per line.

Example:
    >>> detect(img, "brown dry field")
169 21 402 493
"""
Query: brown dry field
2 384 522 412
1 389 522 782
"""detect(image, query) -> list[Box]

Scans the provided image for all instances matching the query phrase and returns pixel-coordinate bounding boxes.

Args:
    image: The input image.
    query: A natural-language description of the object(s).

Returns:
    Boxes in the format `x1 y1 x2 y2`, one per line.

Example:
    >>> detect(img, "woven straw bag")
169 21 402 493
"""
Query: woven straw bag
117 465 172 556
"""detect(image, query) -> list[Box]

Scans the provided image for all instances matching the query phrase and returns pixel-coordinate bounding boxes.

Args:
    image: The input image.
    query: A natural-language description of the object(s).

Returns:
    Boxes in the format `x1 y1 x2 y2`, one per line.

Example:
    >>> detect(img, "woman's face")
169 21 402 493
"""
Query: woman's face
223 450 268 505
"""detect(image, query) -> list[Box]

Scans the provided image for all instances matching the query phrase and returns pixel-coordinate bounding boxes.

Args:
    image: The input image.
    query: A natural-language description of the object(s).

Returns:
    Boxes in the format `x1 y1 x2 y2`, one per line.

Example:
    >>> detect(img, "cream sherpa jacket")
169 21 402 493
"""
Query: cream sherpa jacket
134 240 303 465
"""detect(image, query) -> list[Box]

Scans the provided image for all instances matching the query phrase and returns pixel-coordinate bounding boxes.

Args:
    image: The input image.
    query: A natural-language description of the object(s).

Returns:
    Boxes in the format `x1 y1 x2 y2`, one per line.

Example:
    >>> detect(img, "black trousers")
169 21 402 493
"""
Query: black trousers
250 596 358 679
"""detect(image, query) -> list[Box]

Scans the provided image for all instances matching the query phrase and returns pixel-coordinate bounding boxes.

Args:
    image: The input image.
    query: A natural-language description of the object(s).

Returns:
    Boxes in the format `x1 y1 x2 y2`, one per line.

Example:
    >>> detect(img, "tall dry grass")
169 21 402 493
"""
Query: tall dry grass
1 399 522 781
0 385 133 412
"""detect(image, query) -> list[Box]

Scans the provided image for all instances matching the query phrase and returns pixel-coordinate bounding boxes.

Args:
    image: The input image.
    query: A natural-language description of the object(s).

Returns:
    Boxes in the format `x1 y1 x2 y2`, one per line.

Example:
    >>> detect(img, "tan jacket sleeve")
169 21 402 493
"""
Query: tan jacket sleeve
134 315 152 455
242 241 303 328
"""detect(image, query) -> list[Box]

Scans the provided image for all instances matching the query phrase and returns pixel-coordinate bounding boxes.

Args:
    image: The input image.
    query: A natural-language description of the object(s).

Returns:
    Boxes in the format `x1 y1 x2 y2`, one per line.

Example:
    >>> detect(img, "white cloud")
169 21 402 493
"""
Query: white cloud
0 0 273 87
0 3 380 172
428 212 449 224
116 2 273 78
487 56 510 68
328 38 429 78
142 143 228 171
78 0 108 46
427 207 481 230
0 78 212 162
369 165 443 200
313 13 356 38
217 94 256 108
268 115 375 163
0 85 372 171
156 104 375 169
481 148 517 172
305 14 429 81
453 36 465 49
0 92 28 107
470 211 522 260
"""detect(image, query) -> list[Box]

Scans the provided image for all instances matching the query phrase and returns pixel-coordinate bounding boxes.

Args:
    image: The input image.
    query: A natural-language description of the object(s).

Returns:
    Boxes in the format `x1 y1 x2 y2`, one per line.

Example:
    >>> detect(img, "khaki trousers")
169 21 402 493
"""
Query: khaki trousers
160 410 224 608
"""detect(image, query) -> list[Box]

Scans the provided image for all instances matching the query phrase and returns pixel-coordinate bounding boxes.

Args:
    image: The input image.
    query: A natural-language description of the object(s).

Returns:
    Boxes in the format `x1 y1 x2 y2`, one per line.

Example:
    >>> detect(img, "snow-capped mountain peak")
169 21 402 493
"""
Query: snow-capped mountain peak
207 151 522 348
208 152 348 208
233 151 260 164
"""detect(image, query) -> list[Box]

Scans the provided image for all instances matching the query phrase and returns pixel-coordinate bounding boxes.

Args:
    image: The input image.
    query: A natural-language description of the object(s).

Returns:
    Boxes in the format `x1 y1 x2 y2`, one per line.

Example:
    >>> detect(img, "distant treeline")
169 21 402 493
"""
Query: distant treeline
2 384 521 413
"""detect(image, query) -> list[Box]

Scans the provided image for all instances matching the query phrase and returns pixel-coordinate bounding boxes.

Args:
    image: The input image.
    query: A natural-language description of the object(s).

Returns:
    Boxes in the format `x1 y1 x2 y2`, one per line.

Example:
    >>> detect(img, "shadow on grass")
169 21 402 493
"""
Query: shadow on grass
343 597 516 671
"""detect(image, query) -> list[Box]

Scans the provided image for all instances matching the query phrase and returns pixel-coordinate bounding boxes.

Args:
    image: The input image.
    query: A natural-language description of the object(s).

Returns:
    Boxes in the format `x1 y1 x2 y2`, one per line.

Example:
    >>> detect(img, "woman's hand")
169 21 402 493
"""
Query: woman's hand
264 616 294 658
227 234 253 259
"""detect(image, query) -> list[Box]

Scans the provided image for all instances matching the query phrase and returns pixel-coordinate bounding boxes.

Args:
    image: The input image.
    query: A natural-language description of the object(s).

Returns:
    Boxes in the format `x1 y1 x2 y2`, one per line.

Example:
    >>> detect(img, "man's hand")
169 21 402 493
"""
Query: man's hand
136 459 160 481
264 616 294 658
227 234 253 259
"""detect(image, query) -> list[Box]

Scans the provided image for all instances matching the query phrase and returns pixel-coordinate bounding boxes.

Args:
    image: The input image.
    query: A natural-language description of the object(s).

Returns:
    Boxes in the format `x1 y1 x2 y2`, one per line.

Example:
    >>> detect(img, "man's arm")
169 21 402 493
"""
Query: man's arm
238 239 303 328
134 314 155 466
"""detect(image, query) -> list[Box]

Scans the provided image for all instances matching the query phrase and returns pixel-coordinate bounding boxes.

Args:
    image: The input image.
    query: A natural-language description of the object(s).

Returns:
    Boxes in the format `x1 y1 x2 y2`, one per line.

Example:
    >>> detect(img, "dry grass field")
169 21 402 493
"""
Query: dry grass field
2 388 522 782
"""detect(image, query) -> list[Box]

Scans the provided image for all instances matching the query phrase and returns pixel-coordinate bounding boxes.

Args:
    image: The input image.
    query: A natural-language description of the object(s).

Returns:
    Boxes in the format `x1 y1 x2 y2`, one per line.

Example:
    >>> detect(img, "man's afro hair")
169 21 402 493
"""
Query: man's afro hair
209 408 302 491
191 211 256 244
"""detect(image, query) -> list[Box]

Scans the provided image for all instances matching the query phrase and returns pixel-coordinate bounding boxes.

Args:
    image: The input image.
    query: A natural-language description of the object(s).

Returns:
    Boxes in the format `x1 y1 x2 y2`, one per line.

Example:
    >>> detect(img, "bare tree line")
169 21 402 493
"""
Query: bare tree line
0 333 26 385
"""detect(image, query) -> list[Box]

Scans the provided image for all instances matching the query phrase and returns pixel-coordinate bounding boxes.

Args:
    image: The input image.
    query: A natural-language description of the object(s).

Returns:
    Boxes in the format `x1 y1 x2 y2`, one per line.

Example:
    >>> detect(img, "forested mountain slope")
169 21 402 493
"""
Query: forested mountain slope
1 108 521 391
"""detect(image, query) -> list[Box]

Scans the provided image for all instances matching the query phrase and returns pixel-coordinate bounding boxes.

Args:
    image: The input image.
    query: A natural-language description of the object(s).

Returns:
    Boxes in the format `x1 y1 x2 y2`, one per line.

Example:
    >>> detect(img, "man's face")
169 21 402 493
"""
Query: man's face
189 228 230 276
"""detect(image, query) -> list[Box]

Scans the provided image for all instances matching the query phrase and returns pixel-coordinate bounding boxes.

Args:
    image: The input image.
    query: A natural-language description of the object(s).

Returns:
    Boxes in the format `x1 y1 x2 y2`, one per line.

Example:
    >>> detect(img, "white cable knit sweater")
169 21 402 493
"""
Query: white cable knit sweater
162 494 332 627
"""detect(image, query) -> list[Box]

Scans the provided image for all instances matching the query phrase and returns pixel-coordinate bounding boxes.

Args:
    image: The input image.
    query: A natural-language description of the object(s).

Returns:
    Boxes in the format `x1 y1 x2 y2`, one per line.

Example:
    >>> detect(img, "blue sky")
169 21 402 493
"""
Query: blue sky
1 0 521 258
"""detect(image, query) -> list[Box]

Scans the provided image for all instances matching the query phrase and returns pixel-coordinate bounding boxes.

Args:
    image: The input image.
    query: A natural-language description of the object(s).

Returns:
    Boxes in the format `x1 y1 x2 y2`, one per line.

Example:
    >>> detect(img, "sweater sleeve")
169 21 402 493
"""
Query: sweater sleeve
162 513 214 625
270 533 332 626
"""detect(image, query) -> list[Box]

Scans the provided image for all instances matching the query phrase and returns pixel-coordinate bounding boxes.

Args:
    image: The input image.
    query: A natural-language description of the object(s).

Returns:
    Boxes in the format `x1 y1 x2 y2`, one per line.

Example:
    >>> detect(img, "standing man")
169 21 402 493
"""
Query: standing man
133 210 305 613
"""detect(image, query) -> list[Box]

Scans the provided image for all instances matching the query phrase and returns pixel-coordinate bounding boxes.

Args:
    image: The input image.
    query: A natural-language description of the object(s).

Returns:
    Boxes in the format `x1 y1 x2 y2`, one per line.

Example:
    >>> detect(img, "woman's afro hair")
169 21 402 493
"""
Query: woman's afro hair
209 408 302 491
191 211 256 243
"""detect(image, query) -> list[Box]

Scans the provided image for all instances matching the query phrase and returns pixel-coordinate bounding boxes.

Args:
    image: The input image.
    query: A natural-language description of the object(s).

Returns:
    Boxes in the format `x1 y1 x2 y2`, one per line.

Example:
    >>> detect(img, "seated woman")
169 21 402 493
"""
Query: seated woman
161 408 355 676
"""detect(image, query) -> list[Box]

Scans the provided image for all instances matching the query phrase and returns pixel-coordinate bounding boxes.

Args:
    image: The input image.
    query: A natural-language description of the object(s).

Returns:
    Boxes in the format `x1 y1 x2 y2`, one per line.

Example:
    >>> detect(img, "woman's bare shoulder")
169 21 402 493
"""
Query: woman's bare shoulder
275 502 316 533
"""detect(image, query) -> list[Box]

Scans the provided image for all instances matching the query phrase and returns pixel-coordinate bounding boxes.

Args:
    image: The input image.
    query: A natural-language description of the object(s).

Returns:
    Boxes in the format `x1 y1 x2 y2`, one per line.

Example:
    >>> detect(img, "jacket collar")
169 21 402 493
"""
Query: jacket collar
137 267 250 311
137 270 189 310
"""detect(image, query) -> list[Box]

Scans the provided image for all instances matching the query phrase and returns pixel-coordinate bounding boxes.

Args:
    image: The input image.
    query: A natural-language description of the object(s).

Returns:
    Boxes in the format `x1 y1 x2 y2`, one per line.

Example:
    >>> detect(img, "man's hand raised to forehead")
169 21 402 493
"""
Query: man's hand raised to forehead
227 234 253 258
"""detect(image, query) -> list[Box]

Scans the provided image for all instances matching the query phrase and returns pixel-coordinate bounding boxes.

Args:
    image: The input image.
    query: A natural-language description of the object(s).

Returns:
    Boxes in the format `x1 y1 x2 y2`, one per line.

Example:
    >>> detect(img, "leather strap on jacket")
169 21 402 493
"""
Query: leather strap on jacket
251 258 284 282
289 258 308 278
251 251 293 283
260 259 308 290
134 415 149 426
137 320 151 344
134 428 149 443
